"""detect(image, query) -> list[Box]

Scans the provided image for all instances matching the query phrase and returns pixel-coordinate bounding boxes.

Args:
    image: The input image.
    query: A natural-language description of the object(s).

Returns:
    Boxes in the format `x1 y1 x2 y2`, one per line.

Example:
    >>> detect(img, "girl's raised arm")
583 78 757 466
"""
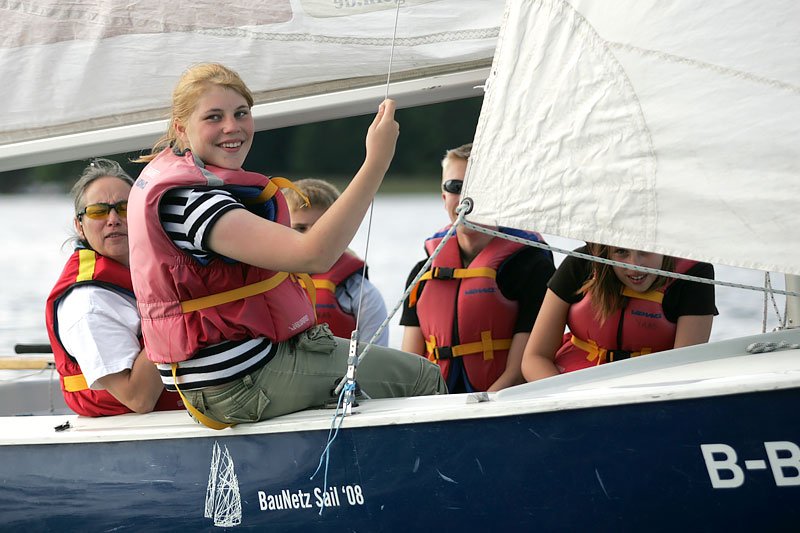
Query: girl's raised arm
208 100 399 273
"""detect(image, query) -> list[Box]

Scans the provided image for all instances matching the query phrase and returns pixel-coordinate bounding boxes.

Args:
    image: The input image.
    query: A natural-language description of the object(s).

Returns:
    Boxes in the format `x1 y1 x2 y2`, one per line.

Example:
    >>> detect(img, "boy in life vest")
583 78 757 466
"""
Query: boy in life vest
400 143 556 392
522 243 717 382
284 179 389 346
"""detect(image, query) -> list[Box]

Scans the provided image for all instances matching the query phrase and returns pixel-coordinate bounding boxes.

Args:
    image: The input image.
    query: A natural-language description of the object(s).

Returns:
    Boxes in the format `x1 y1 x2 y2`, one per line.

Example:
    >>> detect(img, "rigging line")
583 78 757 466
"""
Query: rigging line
762 273 785 333
765 273 787 329
458 213 800 299
334 203 466 387
309 382 351 516
762 273 770 334
385 1 402 101
351 0 403 347
764 272 789 329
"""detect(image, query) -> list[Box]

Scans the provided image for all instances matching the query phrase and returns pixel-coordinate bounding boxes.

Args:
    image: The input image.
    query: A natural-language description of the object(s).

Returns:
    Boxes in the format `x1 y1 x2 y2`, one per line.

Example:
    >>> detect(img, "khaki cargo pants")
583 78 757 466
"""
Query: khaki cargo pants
184 324 447 424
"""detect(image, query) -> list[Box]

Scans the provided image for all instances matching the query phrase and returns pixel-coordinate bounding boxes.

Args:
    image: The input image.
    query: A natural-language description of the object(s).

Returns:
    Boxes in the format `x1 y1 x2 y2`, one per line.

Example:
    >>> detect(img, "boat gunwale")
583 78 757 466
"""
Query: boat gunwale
2 329 798 447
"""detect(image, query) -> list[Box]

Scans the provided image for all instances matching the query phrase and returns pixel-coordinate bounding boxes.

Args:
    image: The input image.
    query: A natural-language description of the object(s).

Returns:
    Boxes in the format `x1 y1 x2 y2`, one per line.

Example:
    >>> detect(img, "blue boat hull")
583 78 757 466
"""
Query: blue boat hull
2 388 798 531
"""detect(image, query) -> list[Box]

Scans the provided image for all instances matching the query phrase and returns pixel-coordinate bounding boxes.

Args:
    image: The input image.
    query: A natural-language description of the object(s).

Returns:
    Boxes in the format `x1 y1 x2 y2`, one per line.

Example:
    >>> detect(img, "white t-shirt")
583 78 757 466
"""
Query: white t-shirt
337 273 389 347
56 285 141 389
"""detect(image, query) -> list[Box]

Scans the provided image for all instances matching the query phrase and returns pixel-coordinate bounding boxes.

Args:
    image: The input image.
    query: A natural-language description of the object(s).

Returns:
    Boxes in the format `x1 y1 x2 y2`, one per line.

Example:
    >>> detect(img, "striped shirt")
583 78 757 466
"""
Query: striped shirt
156 187 275 391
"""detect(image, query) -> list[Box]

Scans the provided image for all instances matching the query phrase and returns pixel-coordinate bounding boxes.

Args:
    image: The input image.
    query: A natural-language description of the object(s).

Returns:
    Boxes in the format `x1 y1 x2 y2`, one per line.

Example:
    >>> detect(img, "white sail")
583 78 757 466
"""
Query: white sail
0 0 501 171
465 0 800 274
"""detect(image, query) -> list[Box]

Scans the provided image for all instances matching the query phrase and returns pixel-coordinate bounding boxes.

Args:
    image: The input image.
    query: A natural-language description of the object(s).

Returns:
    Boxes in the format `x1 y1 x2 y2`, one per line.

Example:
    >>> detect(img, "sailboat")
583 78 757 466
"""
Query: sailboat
1 0 799 530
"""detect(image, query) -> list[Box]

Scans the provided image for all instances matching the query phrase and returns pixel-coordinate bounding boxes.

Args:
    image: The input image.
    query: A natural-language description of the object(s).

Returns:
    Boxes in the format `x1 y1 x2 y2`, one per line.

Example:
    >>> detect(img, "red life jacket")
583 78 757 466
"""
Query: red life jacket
309 251 365 339
127 149 316 364
45 249 183 416
555 259 698 373
412 226 543 391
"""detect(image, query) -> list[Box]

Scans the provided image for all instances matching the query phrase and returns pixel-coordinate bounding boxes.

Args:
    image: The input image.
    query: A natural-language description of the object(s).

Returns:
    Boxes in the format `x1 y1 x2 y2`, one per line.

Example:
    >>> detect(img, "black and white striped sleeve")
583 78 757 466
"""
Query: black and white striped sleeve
159 187 243 262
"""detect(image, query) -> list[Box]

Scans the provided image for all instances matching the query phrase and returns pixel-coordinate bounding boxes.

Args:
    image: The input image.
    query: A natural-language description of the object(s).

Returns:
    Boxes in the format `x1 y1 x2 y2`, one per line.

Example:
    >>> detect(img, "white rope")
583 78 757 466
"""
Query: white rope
309 380 353 516
333 202 466 394
352 0 402 336
762 272 787 331
345 196 800 379
747 340 800 353
762 273 770 334
356 203 466 366
458 216 800 299
333 0 404 402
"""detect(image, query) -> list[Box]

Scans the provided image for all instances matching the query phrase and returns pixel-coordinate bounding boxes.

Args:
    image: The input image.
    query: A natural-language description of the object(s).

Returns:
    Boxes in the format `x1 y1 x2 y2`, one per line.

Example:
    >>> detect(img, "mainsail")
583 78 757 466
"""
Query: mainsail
0 0 500 171
465 0 800 275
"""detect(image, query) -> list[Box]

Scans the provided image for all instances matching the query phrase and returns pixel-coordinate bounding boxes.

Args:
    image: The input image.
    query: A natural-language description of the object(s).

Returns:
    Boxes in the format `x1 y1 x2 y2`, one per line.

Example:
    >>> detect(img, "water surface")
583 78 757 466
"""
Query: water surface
0 193 786 356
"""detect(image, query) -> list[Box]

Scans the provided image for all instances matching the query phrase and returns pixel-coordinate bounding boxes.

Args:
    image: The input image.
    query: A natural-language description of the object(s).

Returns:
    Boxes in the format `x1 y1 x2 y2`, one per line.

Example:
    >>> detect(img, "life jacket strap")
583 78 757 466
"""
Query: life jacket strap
299 277 337 293
76 249 97 282
170 363 232 430
569 334 652 365
621 286 664 304
180 270 316 314
292 273 318 321
426 331 512 362
63 373 89 392
243 176 311 209
408 266 497 307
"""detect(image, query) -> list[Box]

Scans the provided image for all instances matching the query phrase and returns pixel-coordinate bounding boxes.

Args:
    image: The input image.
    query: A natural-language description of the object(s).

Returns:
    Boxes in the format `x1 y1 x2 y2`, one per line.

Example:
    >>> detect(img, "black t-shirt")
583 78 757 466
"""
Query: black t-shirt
548 247 718 322
400 245 556 334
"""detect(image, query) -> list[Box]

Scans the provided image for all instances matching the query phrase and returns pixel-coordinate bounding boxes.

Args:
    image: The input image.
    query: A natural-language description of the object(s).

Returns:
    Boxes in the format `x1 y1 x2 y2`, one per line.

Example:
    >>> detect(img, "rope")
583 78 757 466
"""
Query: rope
458 216 800 299
342 197 799 381
309 381 354 516
762 273 770 334
385 2 401 101
333 201 467 395
353 0 401 337
747 341 800 353
762 272 787 332
333 0 406 397
349 0 402 353
353 204 375 337
319 0 404 488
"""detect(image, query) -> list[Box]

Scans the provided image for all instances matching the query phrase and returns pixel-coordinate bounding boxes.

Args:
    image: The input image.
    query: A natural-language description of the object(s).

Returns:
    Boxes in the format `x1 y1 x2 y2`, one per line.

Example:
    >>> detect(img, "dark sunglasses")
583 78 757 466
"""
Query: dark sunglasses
78 201 128 220
442 179 463 195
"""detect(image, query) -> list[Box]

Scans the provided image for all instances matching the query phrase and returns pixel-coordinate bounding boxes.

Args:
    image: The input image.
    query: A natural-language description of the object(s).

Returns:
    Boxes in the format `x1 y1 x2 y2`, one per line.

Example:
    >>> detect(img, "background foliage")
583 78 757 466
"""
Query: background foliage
0 97 483 194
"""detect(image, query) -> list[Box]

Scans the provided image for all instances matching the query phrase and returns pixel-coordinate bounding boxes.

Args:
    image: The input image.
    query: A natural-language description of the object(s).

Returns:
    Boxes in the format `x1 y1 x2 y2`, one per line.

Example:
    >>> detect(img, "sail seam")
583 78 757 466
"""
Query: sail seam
195 27 500 47
607 42 800 94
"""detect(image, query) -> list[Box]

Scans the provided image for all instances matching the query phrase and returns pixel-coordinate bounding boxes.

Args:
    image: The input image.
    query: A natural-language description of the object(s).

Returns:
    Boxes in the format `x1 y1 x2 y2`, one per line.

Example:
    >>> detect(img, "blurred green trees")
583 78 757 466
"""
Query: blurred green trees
0 97 482 194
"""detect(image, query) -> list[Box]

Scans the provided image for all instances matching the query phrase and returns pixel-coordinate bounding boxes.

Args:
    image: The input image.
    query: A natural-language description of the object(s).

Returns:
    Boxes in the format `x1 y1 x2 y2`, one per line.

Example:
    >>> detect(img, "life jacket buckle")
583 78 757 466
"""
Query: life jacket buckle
433 267 456 280
434 345 454 360
607 349 632 362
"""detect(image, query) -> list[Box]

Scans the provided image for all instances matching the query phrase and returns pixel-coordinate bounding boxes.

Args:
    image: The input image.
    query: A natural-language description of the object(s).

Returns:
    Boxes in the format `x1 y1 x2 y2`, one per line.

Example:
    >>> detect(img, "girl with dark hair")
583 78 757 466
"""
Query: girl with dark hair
522 243 717 382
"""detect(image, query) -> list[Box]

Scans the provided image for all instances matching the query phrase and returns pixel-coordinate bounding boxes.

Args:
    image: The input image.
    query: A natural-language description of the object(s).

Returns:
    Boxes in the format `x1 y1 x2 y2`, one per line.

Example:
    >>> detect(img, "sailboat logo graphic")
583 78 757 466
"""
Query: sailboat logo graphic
205 441 243 527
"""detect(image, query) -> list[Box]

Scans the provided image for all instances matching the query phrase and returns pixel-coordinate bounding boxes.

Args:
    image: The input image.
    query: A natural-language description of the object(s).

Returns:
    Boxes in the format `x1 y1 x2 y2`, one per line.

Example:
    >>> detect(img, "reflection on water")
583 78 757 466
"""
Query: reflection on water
0 193 787 355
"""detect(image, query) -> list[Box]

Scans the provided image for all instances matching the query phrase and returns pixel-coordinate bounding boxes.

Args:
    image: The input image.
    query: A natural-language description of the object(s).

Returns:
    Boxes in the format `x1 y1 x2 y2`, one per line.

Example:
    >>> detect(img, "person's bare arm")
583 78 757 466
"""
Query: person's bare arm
487 332 529 391
95 348 165 413
401 326 426 356
208 100 399 273
673 314 713 348
521 289 569 382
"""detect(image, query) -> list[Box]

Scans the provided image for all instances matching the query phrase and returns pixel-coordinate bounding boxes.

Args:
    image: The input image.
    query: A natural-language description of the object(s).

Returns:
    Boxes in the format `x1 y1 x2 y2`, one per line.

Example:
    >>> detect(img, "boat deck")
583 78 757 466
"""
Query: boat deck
3 328 799 446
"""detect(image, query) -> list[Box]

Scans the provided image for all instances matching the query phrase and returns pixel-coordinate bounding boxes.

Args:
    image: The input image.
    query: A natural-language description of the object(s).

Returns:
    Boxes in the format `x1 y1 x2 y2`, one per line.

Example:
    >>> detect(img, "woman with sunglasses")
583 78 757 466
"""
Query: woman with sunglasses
45 159 183 416
127 63 445 428
400 143 556 393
